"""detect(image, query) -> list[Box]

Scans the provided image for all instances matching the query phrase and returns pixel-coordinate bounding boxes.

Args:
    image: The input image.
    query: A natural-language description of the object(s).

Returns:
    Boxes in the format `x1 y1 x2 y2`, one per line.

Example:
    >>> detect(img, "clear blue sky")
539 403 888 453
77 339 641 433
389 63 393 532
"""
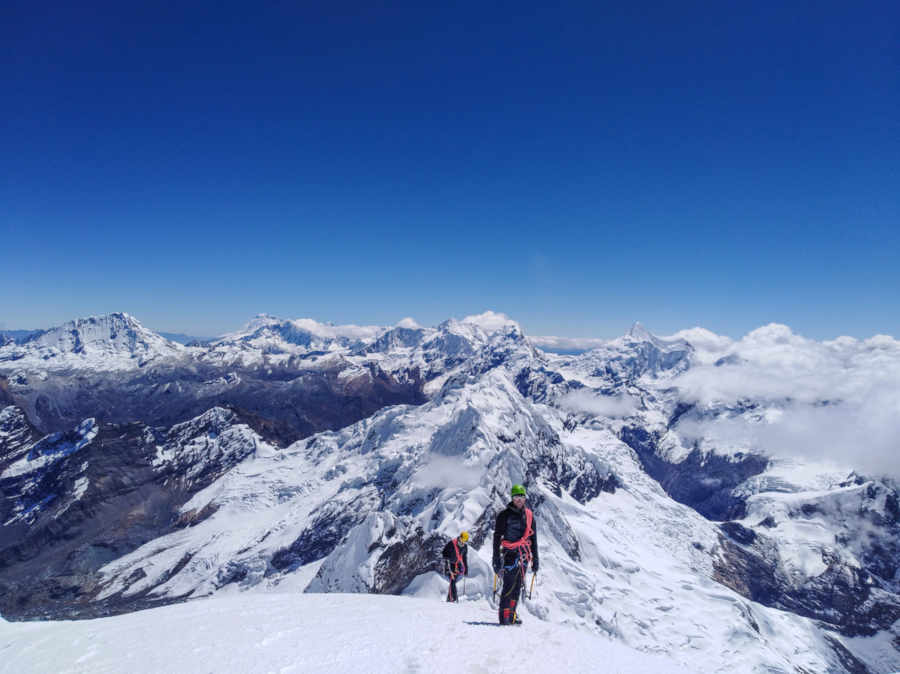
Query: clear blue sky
3 1 898 339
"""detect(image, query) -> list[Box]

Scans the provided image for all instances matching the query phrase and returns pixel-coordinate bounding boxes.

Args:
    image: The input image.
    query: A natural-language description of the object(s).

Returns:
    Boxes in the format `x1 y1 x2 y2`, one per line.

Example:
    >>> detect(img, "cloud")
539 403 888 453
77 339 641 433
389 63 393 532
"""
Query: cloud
559 390 639 418
396 317 421 329
414 454 483 491
662 327 734 356
530 336 609 352
460 311 520 334
671 325 900 478
680 396 900 479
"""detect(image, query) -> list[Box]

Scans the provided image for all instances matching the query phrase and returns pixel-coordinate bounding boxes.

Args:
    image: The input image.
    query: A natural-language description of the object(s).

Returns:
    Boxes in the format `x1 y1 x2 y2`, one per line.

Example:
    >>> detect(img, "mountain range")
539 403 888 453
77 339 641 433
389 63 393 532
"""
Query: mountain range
1 311 898 672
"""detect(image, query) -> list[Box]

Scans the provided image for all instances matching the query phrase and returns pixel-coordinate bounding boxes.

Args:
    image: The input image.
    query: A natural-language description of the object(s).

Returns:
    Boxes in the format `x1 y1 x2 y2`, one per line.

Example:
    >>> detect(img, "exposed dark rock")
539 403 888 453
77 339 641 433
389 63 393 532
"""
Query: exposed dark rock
269 503 365 573
372 529 445 594
713 532 900 637
4 360 425 443
667 402 695 429
0 376 16 406
620 425 768 521
514 366 566 402
215 561 249 589
720 522 757 545
0 410 274 620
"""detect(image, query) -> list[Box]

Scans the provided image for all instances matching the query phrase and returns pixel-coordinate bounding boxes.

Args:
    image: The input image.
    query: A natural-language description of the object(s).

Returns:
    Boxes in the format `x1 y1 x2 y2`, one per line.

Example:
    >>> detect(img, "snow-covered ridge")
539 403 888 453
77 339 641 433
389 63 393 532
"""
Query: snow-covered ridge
216 314 385 345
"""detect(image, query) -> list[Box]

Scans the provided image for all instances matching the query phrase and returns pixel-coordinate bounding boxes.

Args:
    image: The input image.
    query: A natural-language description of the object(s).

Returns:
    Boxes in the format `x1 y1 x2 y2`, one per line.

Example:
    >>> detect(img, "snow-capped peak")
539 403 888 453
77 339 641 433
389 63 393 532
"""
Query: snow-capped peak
0 313 185 371
218 315 383 345
624 321 690 350
627 321 653 341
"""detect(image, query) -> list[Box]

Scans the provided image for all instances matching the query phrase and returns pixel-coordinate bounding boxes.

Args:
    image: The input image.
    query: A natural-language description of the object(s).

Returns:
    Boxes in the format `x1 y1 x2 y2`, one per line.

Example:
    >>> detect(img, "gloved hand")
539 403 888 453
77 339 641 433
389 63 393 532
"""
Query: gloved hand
492 559 501 574
532 561 539 573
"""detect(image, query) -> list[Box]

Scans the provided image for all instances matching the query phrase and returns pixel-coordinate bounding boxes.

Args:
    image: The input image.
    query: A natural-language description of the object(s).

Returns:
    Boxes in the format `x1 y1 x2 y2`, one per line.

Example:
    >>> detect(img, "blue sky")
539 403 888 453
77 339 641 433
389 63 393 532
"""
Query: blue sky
2 1 898 339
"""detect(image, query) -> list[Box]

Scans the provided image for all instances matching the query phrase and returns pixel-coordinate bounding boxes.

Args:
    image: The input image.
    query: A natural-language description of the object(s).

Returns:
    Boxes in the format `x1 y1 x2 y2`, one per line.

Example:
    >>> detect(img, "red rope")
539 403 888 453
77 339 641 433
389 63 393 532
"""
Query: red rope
500 507 533 565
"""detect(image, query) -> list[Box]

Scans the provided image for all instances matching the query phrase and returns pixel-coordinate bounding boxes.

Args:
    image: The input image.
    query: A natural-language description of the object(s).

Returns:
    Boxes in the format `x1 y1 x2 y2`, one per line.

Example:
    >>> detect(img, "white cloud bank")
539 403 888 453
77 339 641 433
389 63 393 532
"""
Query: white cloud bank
671 324 900 479
560 390 639 418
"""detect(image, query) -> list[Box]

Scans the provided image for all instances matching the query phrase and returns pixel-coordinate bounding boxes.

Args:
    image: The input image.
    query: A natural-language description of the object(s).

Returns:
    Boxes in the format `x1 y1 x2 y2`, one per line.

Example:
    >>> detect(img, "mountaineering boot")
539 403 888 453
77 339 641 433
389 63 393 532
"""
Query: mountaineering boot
509 599 522 625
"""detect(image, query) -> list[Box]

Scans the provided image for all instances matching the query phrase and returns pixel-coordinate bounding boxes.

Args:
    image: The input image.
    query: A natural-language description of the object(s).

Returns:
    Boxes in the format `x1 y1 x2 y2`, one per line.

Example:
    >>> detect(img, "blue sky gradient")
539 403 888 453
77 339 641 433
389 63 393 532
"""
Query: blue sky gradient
3 1 898 339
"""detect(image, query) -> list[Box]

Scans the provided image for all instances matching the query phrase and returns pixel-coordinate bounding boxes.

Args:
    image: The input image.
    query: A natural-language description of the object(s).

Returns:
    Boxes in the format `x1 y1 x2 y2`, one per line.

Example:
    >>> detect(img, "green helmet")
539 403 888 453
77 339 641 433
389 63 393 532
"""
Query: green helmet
511 484 526 498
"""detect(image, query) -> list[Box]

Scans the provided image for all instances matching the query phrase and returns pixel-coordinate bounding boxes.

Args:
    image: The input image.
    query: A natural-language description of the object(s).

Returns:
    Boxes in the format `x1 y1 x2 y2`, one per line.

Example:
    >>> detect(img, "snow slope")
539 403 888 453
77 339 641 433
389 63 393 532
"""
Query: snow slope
0 593 687 674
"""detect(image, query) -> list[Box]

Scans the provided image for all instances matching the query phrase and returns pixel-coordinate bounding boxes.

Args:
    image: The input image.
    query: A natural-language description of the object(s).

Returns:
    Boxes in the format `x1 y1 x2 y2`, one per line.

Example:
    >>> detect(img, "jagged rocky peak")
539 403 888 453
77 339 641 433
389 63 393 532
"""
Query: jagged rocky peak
626 321 690 351
364 319 428 353
570 322 693 383
425 312 528 360
628 320 655 342
168 406 238 438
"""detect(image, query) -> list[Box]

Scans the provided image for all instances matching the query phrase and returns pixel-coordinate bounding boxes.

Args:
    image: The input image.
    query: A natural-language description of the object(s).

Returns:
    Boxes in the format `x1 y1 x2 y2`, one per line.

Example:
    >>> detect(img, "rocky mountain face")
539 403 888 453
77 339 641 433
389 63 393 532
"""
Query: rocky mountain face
0 407 276 619
1 312 898 672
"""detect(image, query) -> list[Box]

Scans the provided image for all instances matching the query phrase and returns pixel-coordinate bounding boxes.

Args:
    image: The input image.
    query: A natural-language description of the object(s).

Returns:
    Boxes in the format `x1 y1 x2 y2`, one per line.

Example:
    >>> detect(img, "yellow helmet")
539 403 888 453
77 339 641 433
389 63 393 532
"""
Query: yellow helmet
459 531 470 544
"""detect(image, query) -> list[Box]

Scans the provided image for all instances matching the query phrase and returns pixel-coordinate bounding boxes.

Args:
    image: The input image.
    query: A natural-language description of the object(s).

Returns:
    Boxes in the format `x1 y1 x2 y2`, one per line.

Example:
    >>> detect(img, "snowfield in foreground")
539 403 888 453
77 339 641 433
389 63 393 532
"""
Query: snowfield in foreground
0 593 686 674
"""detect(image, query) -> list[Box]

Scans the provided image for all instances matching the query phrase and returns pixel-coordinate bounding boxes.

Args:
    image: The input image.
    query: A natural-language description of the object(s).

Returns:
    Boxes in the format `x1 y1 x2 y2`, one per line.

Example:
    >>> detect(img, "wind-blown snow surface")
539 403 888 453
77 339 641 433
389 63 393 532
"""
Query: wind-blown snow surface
0 594 686 674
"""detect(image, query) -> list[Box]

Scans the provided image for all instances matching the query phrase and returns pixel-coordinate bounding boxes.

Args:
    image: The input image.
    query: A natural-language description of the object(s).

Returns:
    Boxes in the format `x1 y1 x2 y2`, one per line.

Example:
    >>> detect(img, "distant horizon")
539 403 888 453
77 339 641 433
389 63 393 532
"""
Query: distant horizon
1 309 897 345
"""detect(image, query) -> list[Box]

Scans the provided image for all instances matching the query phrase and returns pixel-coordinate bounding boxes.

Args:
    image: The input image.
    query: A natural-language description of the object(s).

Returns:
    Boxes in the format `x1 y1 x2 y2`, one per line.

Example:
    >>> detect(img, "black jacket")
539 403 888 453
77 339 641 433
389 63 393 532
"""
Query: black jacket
492 502 539 571
441 538 468 575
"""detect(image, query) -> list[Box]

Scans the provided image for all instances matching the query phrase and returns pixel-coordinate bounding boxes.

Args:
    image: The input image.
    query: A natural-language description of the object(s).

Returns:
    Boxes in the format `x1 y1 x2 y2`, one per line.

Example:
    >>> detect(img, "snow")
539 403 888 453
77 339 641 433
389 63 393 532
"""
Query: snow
0 593 690 674
216 314 383 344
0 313 185 372
1 418 98 480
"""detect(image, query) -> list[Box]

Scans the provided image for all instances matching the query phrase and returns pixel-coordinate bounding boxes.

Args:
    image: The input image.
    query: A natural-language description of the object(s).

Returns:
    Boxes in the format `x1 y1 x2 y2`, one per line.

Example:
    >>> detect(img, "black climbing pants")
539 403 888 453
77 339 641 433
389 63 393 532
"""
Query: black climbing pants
498 552 525 624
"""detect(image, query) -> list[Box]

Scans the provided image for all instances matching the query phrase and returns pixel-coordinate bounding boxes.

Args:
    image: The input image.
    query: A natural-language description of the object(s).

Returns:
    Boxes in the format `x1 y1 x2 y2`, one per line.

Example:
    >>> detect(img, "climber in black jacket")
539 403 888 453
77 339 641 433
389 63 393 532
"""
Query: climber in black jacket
441 531 469 602
492 484 538 625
